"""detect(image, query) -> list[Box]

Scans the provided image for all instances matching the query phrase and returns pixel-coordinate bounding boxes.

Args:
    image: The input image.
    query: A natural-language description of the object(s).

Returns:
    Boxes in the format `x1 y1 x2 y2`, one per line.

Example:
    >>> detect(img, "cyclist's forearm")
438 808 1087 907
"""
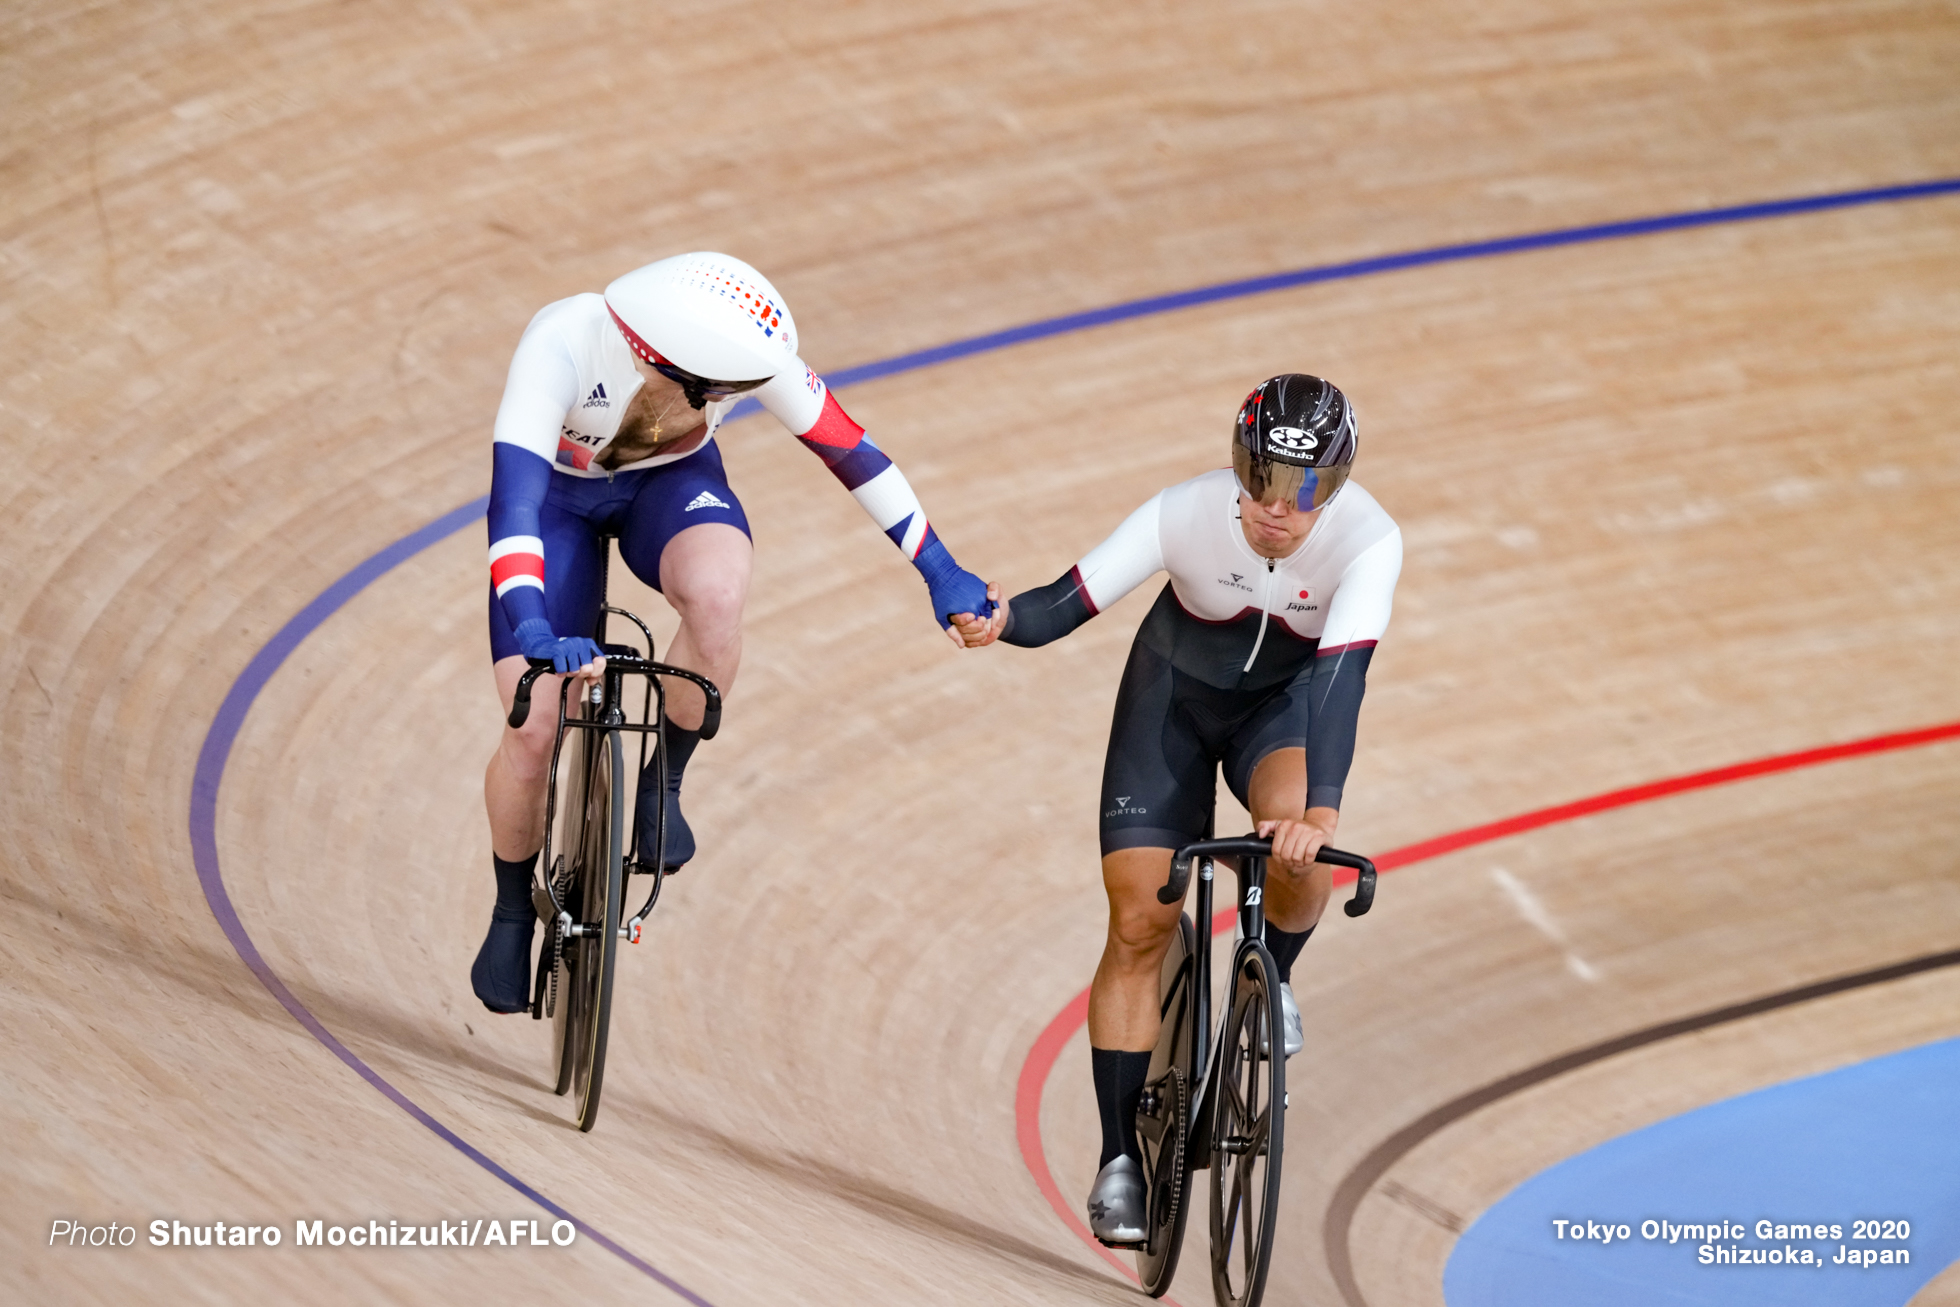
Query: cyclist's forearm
999 568 1098 647
1302 643 1374 810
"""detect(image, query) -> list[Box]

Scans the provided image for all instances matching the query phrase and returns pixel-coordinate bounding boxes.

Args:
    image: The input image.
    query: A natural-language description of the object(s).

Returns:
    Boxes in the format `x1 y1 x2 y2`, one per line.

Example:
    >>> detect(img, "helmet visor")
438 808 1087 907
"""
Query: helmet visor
648 360 769 400
1233 444 1350 511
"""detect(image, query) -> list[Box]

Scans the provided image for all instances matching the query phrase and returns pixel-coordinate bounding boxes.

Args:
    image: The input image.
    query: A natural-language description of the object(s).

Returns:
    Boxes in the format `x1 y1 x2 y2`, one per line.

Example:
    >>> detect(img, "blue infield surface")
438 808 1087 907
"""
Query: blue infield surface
1444 1035 1960 1306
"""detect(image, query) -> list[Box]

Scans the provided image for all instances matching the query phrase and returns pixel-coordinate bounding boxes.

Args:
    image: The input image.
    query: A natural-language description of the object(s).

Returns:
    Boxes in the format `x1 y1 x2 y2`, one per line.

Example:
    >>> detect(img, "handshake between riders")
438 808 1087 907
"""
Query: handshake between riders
471 252 993 1013
462 252 1405 1253
949 374 1403 1244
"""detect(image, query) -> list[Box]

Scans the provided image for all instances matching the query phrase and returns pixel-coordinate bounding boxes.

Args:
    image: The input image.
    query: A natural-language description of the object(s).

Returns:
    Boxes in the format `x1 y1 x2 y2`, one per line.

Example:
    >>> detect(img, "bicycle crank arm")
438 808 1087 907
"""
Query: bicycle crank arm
531 884 566 925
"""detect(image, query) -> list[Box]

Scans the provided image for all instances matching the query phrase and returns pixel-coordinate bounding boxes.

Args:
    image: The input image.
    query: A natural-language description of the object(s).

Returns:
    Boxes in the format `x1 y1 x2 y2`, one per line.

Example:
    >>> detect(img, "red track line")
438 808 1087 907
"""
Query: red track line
1012 990 1143 1284
1013 718 1960 1282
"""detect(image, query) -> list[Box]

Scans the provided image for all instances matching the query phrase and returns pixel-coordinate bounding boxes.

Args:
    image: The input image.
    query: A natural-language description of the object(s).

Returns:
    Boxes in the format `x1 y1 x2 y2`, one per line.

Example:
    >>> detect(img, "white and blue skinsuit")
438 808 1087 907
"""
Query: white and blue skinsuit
485 291 985 657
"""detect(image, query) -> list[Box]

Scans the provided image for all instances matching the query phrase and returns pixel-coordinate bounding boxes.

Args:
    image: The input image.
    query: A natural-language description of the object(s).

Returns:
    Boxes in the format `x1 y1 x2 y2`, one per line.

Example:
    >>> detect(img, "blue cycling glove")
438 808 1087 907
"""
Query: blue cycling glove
513 618 605 674
912 536 994 628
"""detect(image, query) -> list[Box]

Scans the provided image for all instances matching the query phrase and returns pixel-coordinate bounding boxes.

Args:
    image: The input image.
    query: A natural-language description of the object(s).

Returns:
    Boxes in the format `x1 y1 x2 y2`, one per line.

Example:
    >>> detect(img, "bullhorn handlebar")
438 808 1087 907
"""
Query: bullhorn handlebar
1158 836 1377 918
507 655 723 739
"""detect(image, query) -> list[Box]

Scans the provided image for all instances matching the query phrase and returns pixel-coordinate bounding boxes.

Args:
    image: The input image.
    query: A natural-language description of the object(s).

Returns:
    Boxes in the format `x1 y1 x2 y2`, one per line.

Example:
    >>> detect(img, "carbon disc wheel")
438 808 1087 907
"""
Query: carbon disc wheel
568 729 624 1131
548 730 591 1098
1209 944 1285 1307
1137 914 1198 1296
548 727 624 1130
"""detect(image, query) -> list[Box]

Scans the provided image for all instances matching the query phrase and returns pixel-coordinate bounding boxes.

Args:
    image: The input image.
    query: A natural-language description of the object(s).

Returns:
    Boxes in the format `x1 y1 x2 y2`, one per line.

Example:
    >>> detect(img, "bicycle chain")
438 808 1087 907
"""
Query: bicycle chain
546 855 572 1018
1145 1066 1188 1244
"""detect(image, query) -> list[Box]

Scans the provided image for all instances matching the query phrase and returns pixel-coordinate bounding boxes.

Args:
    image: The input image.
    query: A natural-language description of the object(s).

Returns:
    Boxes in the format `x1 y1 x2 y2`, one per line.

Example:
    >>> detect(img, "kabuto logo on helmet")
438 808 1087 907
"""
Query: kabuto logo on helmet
1265 426 1319 457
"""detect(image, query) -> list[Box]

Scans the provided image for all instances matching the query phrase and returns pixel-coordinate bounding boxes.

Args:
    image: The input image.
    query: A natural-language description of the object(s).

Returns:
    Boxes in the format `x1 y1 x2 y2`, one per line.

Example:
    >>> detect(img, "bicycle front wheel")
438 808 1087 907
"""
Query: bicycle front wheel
1209 943 1285 1307
552 727 624 1132
547 726 591 1098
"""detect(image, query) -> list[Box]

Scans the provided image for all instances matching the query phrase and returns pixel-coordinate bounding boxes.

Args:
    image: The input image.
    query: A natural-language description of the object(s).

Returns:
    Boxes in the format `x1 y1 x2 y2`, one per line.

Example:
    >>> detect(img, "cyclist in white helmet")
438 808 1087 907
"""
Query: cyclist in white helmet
473 252 992 1013
952 374 1401 1244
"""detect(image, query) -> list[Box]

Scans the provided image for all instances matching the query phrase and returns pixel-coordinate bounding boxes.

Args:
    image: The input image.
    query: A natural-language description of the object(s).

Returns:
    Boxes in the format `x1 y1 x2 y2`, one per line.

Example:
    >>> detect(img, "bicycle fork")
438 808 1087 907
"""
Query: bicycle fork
1186 848 1273 1171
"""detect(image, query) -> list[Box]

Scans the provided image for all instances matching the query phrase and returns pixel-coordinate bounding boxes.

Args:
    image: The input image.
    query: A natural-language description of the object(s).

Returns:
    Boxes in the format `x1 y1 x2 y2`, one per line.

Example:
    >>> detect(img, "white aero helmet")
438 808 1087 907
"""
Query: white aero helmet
604 252 798 404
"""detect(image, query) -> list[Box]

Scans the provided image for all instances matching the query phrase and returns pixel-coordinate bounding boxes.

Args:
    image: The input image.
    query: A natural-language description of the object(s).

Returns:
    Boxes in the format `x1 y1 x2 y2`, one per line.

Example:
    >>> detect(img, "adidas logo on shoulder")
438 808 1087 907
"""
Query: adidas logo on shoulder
684 490 731 512
582 384 609 409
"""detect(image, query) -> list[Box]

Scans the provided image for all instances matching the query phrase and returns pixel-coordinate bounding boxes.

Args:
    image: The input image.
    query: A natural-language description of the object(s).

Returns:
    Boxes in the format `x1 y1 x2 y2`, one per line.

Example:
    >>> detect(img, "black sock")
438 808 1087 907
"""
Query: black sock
663 723 701 790
492 852 538 918
640 724 701 804
1267 925 1314 983
1091 1048 1153 1168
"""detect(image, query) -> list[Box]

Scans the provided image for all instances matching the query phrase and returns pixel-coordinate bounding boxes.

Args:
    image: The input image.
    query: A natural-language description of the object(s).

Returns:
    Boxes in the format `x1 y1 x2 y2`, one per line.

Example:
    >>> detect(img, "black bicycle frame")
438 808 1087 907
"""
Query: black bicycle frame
513 654 721 935
1162 836 1378 1169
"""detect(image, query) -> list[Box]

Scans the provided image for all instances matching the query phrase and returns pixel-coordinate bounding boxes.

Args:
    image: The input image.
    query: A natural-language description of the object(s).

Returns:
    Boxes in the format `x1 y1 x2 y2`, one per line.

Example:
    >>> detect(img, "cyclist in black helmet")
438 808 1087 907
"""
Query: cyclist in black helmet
953 374 1402 1244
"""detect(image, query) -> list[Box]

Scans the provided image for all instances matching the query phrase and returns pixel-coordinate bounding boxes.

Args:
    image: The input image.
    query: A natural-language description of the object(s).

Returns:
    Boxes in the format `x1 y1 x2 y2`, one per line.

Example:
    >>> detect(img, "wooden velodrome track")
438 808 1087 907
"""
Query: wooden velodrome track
6 1 1959 1303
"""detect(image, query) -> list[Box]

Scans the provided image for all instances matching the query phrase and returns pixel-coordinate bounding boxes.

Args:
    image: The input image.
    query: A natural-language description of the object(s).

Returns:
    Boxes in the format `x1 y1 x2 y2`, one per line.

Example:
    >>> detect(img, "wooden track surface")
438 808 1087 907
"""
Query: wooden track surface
5 1 1958 1302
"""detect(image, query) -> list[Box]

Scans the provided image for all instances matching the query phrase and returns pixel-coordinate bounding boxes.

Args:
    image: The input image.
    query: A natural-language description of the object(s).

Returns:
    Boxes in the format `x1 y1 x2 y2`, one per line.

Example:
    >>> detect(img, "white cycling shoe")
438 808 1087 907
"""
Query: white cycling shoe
1087 1156 1147 1246
1259 982 1304 1059
1281 981 1302 1058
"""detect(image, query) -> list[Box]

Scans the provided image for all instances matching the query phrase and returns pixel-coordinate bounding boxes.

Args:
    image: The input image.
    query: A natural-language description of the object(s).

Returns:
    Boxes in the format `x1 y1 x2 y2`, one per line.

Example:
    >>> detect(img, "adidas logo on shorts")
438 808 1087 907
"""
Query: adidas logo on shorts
684 490 731 512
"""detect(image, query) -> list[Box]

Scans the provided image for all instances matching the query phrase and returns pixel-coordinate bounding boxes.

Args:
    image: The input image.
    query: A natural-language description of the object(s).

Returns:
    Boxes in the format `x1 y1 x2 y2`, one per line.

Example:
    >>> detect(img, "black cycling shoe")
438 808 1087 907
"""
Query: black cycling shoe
470 906 536 1014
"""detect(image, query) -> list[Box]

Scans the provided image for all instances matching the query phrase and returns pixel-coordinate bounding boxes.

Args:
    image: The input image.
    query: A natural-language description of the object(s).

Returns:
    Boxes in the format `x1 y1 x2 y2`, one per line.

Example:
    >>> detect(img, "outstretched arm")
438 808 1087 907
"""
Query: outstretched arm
952 492 1168 648
756 363 989 631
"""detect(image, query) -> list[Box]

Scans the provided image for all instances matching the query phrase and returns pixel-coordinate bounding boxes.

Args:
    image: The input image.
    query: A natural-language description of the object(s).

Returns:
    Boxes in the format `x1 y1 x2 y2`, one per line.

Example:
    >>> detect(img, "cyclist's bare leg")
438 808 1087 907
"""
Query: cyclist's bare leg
1087 847 1184 1051
476 656 598 1012
484 656 599 860
1246 746 1333 933
1086 845 1182 1219
654 522 750 730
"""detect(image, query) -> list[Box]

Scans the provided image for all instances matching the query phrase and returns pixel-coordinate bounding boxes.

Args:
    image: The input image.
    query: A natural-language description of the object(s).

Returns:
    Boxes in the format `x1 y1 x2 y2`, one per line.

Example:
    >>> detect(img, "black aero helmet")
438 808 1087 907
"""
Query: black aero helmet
1232 373 1357 511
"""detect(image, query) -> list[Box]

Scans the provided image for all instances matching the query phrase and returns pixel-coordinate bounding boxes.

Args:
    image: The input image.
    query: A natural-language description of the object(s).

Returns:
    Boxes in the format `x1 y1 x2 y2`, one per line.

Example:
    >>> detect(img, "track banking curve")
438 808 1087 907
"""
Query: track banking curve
187 177 1960 1298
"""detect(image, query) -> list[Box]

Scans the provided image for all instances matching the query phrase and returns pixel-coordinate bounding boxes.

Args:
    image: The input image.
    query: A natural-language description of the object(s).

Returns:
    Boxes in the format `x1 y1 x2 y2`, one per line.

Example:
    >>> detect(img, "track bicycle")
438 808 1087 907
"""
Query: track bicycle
1128 828 1377 1307
504 543 722 1133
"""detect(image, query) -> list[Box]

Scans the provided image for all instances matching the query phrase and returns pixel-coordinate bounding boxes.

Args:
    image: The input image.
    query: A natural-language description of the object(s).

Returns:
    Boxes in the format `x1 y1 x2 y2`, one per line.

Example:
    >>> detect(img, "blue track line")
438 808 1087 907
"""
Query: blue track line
186 497 713 1305
787 175 1960 398
185 174 1960 1299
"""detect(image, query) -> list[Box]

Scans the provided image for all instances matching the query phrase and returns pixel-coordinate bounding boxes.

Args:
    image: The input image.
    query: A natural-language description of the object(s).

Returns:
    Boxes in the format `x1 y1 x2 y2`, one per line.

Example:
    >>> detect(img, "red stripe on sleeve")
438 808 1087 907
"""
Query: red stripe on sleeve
1316 639 1378 657
1071 564 1099 617
490 554 545 588
800 391 866 450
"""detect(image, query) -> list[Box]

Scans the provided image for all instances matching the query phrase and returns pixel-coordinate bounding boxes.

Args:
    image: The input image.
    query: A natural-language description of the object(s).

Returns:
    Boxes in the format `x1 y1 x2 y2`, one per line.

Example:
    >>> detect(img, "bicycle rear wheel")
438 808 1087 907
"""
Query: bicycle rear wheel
1137 914 1198 1295
549 726 625 1132
1209 943 1285 1307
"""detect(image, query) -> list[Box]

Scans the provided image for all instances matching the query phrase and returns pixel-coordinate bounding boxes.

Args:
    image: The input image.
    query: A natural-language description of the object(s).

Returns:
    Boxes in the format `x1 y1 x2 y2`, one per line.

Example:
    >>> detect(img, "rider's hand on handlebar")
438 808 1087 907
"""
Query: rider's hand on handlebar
1257 809 1339 874
514 618 607 679
947 582 1009 648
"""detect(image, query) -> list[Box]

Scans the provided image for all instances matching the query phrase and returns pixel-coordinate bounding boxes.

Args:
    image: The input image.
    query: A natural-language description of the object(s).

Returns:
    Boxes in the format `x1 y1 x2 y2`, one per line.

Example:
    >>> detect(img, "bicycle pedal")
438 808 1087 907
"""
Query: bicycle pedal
623 919 642 945
1095 1237 1145 1251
